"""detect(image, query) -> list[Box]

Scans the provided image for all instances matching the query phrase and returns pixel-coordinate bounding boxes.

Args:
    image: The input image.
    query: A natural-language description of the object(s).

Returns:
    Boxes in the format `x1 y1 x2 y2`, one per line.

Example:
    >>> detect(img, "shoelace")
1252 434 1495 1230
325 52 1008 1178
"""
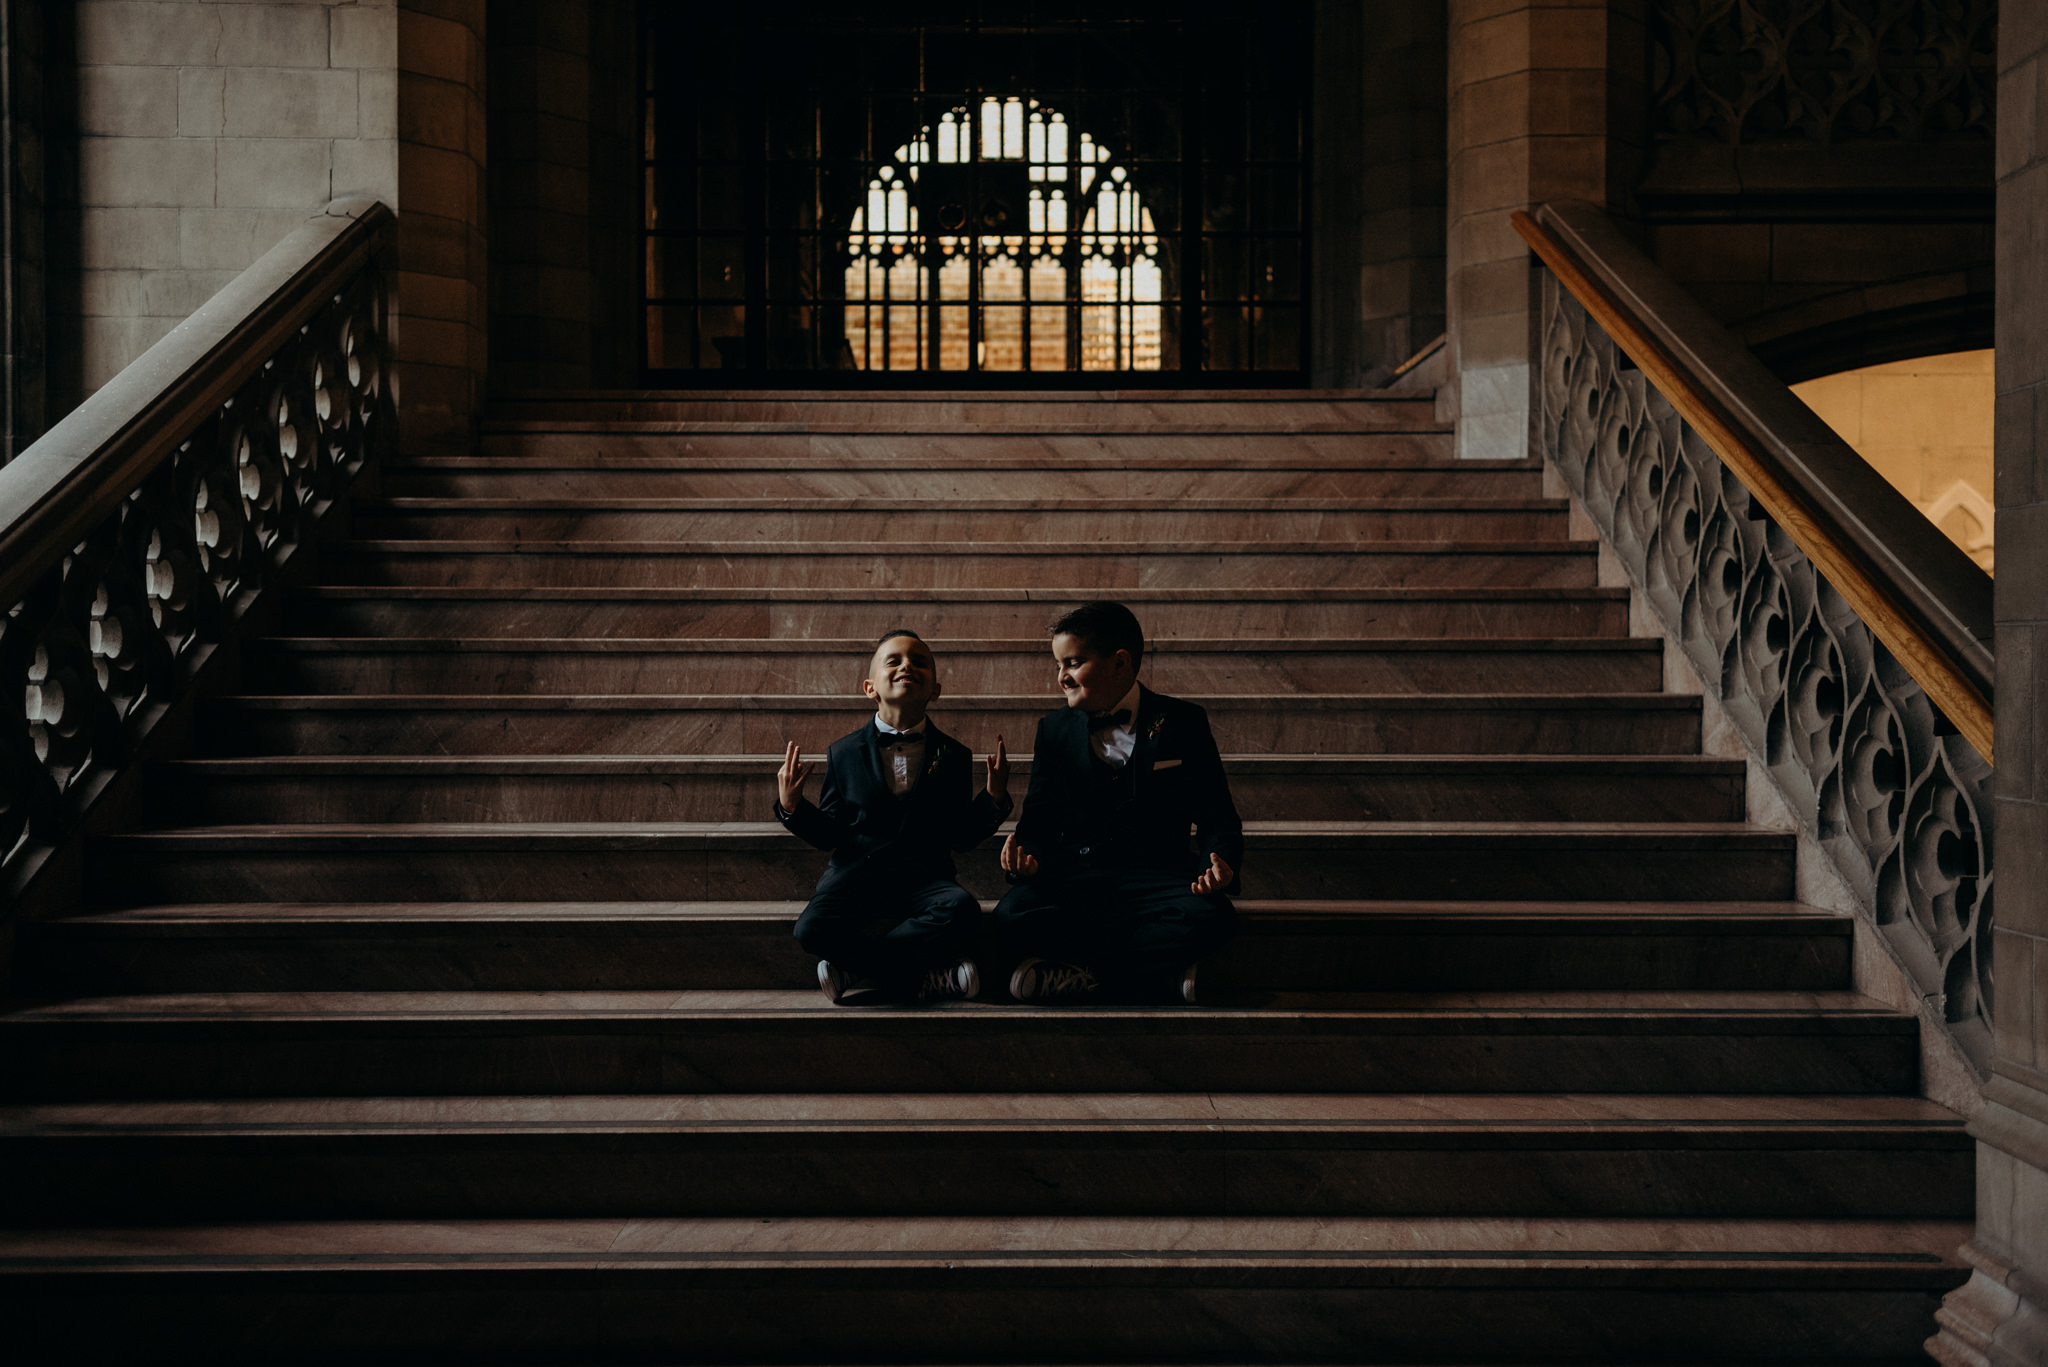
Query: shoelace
1031 962 1097 996
922 963 968 996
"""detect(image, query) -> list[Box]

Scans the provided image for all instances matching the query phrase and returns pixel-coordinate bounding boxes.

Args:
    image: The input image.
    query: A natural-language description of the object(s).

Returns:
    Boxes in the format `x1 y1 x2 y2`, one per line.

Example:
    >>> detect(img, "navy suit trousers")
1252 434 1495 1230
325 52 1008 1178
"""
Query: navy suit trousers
791 870 979 987
992 867 1236 992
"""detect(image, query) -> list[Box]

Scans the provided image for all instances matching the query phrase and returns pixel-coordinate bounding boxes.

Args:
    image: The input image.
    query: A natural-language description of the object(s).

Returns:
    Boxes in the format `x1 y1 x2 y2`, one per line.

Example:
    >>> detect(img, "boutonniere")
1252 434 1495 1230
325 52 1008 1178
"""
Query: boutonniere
1145 714 1168 741
924 747 946 779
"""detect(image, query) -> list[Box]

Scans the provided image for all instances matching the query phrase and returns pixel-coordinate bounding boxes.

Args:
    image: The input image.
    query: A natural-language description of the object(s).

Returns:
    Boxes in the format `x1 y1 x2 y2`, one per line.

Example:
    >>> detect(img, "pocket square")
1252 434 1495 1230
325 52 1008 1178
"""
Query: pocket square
1152 758 1183 770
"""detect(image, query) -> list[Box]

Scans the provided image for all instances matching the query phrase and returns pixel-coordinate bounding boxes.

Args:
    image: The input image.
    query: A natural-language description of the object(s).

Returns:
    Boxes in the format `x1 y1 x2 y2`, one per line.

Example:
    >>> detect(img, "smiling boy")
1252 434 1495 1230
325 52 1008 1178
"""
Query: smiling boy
995 601 1243 1003
776 630 1012 1004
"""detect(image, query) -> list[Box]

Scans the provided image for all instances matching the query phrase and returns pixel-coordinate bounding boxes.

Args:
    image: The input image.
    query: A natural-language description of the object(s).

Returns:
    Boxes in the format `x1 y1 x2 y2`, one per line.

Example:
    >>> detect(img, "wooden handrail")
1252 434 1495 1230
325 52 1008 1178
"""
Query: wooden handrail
1514 202 1996 763
0 198 395 613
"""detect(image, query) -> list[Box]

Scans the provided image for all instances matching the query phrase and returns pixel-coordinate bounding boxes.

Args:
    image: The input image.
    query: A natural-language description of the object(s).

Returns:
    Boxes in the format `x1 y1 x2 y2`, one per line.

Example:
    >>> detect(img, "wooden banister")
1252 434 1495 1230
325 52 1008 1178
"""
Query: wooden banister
1513 202 1996 763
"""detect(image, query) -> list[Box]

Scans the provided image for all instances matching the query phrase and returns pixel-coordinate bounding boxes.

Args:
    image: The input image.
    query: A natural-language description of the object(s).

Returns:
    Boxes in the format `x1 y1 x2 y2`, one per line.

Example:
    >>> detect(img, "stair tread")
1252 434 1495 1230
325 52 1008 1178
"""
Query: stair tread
0 988 1905 1018
251 635 1659 654
109 821 1794 846
364 496 1560 511
0 1092 1962 1131
336 538 1588 554
39 898 1846 926
157 754 1743 774
0 1214 1970 1268
215 691 1700 709
299 584 1628 601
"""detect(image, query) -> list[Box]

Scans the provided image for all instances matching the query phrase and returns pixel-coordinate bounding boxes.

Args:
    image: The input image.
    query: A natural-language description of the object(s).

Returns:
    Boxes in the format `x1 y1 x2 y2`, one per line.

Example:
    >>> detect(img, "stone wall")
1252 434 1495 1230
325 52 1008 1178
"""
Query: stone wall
40 0 484 456
1792 350 1996 572
3 0 47 463
1637 0 1996 384
1932 2 2048 1360
46 0 399 417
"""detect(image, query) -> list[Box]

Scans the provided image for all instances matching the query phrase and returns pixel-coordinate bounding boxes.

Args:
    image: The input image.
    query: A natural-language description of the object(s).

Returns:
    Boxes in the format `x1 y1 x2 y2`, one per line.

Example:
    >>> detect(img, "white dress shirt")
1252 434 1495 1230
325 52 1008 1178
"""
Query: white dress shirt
874 713 928 795
1088 682 1144 770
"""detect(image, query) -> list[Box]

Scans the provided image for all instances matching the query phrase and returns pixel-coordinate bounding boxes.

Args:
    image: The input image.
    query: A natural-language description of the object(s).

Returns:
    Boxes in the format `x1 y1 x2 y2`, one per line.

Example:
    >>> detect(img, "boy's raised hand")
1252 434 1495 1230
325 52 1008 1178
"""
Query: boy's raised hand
986 734 1010 799
1190 852 1234 895
999 830 1039 878
776 740 810 812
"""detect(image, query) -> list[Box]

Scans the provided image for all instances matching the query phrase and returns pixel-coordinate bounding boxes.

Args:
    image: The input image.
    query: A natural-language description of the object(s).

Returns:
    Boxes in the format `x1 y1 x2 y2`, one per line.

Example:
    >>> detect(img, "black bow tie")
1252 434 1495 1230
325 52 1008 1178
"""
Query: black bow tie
1088 708 1133 733
879 730 923 746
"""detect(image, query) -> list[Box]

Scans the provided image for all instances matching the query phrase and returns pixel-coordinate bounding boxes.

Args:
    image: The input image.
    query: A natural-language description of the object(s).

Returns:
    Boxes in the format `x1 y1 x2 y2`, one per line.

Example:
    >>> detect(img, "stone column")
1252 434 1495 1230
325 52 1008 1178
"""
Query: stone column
1931 2 2048 1360
396 0 486 456
487 0 637 391
2 0 46 463
1443 0 1644 458
1311 0 1447 387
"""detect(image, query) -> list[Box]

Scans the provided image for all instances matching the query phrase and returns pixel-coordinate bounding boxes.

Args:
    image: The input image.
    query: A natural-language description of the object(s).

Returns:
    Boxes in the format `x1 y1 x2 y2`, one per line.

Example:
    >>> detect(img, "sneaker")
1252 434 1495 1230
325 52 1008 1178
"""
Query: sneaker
1178 962 1200 1005
1009 956 1098 1003
920 958 981 1002
816 959 886 1005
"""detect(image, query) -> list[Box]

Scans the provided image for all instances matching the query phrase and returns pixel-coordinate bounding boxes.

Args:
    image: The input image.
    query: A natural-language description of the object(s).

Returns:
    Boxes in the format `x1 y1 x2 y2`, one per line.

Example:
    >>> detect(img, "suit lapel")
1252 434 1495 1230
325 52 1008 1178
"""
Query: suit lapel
1129 685 1160 795
1065 703 1096 777
858 724 897 815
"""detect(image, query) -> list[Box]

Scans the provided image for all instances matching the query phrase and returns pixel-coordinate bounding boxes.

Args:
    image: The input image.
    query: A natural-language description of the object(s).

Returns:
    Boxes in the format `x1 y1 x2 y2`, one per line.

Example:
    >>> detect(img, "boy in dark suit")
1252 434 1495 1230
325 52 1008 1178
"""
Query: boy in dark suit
776 629 1012 1004
995 601 1242 1004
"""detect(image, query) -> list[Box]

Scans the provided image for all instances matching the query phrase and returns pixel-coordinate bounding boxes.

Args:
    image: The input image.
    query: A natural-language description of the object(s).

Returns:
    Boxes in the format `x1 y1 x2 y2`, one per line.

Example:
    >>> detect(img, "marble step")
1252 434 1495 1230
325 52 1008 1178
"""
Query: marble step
197 693 1703 757
350 498 1571 544
87 823 1796 904
0 1214 1969 1362
324 540 1600 590
390 454 1518 500
0 1094 1968 1223
24 900 1846 994
241 637 1664 697
284 585 1633 641
0 989 1918 1098
146 755 1746 826
481 390 1442 431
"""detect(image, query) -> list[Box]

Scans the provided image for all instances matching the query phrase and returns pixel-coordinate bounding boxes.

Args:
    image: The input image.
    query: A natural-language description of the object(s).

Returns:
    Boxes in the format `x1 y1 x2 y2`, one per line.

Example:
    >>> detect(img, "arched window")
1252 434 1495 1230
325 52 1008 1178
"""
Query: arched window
844 98 1162 372
638 6 1311 380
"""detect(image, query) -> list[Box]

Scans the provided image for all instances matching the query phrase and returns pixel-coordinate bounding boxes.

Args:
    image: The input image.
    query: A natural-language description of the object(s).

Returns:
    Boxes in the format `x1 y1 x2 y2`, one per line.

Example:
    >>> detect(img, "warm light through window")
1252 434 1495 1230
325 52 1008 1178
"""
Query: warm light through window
844 98 1163 372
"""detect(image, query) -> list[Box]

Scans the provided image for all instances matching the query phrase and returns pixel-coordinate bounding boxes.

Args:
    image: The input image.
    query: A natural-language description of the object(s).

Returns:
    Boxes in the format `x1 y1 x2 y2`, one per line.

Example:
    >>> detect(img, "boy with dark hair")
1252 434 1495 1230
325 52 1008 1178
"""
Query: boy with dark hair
995 601 1242 1003
777 629 1012 1004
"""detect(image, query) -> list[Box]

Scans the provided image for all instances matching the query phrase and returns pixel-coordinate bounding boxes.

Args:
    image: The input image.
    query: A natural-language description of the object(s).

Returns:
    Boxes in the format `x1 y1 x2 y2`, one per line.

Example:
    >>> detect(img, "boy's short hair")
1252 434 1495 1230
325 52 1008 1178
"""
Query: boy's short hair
875 627 928 648
1049 601 1144 670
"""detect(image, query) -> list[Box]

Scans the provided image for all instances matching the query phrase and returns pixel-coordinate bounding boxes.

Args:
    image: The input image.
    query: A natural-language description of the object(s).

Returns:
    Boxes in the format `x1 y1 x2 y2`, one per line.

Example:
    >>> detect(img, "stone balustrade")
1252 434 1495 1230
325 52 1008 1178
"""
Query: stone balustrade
0 198 392 896
1538 266 1996 1070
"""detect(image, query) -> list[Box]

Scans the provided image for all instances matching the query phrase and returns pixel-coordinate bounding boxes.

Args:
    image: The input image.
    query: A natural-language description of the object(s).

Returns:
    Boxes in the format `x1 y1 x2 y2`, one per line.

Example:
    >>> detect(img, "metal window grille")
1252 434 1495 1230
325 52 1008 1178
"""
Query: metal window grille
640 1 1311 383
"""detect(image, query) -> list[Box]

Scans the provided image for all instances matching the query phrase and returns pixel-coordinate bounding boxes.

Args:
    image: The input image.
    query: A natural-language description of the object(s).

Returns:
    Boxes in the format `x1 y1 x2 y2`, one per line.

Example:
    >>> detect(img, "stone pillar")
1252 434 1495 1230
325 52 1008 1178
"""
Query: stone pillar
1443 0 1644 458
1312 0 1447 387
2 0 46 463
1931 2 2048 1360
487 0 636 391
396 0 485 456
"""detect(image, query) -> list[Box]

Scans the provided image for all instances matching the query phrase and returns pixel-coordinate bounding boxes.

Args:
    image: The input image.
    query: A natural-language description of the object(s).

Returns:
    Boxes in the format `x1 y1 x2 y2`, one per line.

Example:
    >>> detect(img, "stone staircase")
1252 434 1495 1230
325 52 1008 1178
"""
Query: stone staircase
0 391 1971 1361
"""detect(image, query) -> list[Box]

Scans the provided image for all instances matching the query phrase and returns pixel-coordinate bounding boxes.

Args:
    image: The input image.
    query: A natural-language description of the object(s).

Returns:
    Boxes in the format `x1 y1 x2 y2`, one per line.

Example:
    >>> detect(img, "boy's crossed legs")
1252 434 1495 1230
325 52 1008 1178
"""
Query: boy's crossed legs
793 872 980 1003
993 870 1236 1002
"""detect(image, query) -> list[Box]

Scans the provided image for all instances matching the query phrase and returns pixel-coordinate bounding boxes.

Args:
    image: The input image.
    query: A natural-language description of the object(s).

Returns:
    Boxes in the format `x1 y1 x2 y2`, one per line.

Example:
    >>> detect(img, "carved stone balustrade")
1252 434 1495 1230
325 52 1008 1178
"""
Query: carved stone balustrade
1533 250 1995 1069
0 199 393 896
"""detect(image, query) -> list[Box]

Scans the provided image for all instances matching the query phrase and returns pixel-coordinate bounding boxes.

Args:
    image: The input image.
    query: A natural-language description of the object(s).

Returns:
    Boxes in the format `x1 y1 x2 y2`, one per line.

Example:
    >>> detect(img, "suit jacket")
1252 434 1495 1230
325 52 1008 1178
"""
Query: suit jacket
776 718 1007 887
1011 685 1244 886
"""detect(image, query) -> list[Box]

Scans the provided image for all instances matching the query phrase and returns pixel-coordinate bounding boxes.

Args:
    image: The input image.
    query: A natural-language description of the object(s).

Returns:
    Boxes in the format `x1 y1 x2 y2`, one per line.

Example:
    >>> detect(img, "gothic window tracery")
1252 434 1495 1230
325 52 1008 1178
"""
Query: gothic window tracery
844 99 1162 372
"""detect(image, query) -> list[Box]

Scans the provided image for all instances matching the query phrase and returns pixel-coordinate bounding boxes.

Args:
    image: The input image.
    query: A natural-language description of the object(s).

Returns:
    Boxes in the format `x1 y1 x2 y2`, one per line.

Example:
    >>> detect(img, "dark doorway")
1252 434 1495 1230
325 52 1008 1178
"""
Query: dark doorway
639 1 1311 385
